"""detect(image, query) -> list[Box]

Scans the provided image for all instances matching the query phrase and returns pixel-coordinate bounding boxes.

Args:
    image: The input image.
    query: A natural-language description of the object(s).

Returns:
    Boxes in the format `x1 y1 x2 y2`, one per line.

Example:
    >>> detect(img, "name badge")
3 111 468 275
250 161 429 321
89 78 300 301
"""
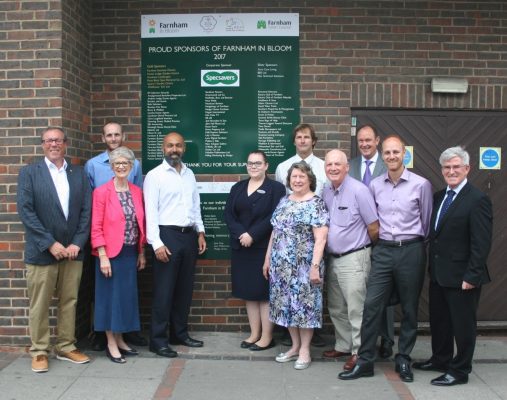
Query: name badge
257 189 266 194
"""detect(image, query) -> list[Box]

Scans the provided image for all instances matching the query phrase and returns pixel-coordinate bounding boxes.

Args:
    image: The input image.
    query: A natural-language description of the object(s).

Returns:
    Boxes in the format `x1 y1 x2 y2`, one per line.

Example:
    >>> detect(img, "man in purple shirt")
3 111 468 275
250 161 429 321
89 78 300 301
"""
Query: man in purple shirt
339 135 432 382
322 150 379 372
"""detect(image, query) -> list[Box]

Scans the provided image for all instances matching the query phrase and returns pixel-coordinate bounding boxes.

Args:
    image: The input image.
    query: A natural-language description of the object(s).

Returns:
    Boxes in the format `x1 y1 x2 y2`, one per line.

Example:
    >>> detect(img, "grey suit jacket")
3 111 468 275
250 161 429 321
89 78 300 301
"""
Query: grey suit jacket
17 159 92 265
349 154 387 182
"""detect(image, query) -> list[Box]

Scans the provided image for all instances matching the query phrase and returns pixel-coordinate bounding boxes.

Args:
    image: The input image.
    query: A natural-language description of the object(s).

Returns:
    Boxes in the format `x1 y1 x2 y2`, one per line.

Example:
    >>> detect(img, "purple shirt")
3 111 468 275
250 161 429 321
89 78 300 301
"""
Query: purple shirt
370 168 432 241
323 175 378 254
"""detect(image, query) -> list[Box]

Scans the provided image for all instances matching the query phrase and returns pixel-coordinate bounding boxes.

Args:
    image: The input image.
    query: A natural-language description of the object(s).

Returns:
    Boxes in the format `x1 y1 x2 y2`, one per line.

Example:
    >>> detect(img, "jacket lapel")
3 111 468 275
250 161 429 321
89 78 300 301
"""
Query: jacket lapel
435 183 471 234
39 160 66 219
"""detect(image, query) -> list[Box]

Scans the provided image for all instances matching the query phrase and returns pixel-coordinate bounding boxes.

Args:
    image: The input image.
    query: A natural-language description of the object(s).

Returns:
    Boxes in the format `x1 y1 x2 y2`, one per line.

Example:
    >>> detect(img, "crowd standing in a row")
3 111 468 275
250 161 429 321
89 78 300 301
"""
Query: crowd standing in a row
17 123 492 387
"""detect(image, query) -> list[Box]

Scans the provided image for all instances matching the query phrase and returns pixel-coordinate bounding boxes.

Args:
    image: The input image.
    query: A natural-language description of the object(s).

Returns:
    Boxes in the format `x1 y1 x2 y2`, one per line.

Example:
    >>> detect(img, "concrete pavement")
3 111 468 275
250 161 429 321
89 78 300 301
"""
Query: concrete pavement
1 332 506 400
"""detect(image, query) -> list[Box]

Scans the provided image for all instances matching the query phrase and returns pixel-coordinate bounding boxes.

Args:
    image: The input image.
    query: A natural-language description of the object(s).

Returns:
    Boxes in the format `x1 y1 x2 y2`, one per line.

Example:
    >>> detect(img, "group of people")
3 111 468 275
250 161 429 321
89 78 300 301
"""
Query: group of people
225 123 493 386
17 121 492 388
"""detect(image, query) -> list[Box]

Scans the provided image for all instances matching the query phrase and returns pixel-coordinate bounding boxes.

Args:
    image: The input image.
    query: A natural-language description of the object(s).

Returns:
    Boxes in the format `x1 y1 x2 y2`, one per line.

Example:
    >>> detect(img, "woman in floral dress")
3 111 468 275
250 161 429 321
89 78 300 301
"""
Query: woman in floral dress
263 161 329 370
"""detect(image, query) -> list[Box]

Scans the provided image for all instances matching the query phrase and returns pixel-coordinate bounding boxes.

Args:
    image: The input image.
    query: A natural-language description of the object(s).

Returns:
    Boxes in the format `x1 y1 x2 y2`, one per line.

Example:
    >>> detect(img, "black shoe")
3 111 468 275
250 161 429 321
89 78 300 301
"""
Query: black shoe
431 373 468 386
123 332 148 347
170 337 203 348
149 345 178 358
90 331 107 352
280 330 292 347
338 363 374 380
249 340 276 352
378 338 393 359
311 332 326 347
106 347 126 364
412 360 447 373
395 361 414 382
118 347 139 356
240 341 255 349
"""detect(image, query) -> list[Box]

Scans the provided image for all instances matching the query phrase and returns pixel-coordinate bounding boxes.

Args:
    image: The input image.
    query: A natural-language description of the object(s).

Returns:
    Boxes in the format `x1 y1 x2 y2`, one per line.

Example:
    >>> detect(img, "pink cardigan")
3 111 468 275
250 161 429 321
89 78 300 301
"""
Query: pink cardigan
91 180 146 258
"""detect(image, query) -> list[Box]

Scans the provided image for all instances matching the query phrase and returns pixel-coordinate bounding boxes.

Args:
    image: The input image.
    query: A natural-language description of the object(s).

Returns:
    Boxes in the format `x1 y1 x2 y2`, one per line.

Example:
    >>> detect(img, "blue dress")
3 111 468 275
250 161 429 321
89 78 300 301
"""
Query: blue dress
269 195 329 328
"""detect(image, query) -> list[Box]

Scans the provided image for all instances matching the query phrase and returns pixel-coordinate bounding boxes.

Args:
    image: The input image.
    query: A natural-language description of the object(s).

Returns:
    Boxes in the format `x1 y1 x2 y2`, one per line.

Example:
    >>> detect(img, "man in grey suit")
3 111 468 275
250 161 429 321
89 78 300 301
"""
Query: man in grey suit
348 125 394 359
17 127 92 373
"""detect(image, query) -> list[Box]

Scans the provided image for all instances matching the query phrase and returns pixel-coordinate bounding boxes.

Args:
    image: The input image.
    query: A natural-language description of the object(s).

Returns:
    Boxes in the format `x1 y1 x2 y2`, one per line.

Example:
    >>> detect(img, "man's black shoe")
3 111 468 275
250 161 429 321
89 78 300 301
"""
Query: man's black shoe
149 345 178 358
90 331 107 352
170 337 204 348
123 331 148 347
378 338 393 359
311 332 326 347
338 363 374 380
431 373 468 386
412 359 447 373
395 361 414 382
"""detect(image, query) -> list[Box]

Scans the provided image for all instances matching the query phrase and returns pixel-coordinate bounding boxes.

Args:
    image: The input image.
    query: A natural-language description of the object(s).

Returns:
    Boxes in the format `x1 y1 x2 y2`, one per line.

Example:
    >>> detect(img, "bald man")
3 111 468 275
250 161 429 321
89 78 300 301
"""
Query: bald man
322 150 379 372
143 132 207 358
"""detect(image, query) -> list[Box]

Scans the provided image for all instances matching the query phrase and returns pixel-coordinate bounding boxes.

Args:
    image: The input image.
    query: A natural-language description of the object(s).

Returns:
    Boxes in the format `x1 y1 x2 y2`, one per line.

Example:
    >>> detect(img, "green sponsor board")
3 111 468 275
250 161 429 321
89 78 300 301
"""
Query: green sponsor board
141 14 300 175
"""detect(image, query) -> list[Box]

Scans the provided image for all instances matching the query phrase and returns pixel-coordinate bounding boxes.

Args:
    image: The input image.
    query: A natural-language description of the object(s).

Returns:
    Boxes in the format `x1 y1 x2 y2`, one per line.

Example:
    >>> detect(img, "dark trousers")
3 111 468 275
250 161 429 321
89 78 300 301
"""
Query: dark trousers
429 281 481 379
380 306 395 344
150 226 198 349
358 241 426 364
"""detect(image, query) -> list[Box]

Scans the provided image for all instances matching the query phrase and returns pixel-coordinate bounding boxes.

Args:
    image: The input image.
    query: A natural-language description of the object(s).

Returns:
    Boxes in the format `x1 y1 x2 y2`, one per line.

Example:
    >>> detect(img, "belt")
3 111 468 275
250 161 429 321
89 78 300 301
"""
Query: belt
377 237 423 247
329 243 372 258
163 225 194 234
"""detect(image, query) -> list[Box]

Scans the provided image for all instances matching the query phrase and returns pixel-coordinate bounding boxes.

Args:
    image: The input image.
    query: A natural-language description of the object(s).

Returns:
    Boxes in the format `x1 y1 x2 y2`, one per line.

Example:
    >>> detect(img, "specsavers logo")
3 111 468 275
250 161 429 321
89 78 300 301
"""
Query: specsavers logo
201 70 240 87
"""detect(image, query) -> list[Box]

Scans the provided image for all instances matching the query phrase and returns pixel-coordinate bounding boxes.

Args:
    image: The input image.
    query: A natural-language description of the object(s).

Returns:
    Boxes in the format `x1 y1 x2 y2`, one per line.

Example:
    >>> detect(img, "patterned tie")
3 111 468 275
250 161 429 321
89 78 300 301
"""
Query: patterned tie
436 190 456 229
362 160 373 186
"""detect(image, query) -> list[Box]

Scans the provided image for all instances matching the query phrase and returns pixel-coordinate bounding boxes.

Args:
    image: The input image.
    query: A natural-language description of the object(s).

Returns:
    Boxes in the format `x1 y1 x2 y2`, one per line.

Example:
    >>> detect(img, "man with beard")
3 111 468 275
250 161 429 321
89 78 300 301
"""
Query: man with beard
143 132 207 358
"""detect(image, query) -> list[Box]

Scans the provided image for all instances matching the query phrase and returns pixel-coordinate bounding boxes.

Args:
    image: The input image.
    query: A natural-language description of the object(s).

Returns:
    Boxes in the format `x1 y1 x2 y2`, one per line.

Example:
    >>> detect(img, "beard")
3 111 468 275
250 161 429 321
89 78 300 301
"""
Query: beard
164 152 181 167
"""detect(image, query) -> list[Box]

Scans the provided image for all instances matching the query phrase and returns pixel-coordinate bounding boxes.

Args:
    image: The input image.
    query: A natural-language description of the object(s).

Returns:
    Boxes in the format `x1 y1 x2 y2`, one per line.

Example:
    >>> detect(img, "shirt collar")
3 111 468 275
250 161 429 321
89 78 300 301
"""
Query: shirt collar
162 158 187 173
297 153 315 163
447 178 467 196
44 157 68 171
361 151 379 164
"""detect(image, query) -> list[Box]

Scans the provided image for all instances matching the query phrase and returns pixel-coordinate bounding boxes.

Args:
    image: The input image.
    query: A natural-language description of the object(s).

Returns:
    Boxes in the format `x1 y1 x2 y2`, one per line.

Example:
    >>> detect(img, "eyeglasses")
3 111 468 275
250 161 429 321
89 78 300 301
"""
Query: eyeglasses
246 161 264 168
442 165 465 172
42 138 65 145
112 161 131 168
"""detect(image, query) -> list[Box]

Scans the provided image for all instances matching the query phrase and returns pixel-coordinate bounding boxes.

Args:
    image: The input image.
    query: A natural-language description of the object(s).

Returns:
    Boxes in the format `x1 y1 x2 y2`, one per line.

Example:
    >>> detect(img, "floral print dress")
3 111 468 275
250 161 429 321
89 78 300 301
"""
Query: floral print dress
269 195 329 328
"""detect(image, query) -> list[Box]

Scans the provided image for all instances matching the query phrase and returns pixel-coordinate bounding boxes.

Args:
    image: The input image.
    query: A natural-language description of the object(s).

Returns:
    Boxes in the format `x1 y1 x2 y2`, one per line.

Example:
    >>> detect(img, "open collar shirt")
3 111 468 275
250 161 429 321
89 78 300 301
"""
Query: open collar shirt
45 157 69 220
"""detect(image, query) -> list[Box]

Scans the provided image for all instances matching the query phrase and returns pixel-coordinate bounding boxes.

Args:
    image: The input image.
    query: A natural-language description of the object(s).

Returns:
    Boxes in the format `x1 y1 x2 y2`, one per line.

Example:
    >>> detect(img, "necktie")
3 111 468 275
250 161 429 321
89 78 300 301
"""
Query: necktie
362 160 372 186
436 190 456 228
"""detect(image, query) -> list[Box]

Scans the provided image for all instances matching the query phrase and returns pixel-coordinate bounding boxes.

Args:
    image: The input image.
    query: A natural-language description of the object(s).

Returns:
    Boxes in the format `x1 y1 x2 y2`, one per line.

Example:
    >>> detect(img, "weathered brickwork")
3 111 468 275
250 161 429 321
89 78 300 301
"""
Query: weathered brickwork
1 0 507 345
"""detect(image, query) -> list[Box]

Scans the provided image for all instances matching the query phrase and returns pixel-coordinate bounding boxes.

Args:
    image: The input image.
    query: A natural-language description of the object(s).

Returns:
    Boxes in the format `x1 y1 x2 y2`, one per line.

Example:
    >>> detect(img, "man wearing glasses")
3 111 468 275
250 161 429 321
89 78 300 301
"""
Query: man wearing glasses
17 127 92 373
84 122 146 350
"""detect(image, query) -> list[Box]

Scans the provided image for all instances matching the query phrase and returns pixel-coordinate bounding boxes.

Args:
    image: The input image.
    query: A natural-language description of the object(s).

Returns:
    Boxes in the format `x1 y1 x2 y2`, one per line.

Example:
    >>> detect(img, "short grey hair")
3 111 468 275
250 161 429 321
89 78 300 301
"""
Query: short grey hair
109 146 135 165
286 161 317 192
439 146 470 166
41 126 67 142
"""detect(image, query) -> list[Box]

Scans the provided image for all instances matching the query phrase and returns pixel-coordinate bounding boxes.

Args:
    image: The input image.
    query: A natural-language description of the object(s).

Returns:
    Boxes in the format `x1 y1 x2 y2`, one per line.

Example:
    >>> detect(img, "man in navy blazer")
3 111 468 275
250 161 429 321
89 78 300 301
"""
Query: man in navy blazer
347 125 394 360
413 146 493 386
17 127 92 373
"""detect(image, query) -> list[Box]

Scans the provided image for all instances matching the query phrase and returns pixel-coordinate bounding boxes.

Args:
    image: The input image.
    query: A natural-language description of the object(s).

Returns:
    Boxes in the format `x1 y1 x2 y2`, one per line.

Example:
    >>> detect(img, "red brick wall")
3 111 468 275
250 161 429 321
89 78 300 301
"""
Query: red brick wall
2 0 507 345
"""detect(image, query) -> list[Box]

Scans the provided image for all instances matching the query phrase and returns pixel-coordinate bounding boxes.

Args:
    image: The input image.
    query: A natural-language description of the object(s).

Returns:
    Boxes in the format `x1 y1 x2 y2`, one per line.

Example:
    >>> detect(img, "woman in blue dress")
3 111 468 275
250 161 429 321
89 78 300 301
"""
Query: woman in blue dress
225 151 285 350
263 161 329 370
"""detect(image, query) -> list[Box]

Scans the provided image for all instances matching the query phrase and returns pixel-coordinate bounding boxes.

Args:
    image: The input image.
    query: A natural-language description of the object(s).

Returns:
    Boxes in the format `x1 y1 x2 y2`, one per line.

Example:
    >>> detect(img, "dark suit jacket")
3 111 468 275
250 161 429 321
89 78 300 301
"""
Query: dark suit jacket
224 177 285 250
349 153 387 182
429 182 493 288
17 159 92 265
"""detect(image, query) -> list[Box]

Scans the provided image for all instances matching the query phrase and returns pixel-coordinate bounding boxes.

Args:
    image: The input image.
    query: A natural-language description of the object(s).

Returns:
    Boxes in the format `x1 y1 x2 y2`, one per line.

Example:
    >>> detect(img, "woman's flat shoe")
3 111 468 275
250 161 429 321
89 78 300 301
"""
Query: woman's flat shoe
119 347 138 356
294 359 311 370
275 352 298 363
249 340 276 352
240 341 255 349
106 347 126 364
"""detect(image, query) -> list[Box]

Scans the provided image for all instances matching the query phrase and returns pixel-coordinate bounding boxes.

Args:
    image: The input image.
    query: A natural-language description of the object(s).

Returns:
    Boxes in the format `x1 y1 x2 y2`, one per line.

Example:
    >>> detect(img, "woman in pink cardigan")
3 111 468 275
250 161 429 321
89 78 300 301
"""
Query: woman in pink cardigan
91 146 146 364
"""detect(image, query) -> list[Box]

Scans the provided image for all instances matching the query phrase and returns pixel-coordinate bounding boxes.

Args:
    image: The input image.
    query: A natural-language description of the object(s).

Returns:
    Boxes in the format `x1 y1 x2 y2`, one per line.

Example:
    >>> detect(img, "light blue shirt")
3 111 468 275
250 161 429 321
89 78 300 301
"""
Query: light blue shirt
84 151 143 189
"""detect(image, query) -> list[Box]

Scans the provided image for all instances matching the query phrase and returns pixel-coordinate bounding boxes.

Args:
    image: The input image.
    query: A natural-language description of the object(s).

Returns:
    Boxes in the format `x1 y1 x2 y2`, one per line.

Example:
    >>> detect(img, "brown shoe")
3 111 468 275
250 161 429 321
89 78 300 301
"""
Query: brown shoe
343 354 358 371
56 349 90 364
322 349 351 359
32 354 49 373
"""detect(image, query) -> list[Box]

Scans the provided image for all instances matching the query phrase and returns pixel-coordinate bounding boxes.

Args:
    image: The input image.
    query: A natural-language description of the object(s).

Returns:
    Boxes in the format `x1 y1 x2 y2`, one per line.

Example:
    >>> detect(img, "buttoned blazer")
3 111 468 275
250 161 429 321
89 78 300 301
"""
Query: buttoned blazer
91 179 146 258
224 177 286 250
429 182 493 288
17 159 92 265
349 155 387 182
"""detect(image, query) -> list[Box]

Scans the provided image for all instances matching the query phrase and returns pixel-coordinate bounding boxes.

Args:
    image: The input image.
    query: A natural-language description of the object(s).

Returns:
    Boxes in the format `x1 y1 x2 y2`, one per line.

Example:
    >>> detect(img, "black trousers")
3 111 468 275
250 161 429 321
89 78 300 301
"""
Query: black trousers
150 226 198 349
429 281 481 379
358 241 426 364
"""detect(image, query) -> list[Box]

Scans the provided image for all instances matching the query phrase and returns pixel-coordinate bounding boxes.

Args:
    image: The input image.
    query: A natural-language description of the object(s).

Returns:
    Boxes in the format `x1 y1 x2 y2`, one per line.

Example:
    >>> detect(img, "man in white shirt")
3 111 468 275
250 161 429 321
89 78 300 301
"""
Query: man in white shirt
275 123 327 347
143 132 206 358
348 125 394 360
275 123 327 196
